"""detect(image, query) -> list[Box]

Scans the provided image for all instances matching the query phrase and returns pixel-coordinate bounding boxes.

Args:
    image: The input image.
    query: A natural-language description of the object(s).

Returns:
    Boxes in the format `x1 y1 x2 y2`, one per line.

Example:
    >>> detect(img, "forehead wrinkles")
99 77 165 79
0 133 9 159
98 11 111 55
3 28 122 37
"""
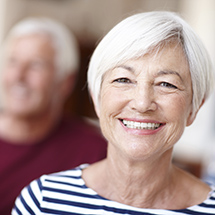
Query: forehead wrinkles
101 40 189 88
120 40 187 70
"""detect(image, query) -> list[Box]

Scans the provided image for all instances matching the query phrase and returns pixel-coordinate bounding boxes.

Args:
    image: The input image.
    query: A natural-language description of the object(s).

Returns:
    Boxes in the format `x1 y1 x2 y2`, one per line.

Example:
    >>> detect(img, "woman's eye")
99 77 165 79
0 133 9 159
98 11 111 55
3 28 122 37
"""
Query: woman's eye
113 78 131 83
160 82 177 89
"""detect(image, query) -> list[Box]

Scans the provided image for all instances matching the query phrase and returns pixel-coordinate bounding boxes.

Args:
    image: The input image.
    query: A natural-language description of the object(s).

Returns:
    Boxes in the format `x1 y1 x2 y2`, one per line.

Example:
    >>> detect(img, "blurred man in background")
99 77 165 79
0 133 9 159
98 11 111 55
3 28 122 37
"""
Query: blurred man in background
0 17 106 214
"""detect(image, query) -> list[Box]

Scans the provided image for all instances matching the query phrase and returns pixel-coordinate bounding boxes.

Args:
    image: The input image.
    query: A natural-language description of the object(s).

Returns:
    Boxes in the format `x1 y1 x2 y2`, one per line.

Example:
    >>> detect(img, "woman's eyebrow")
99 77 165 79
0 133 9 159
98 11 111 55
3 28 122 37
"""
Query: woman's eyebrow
115 66 183 81
115 65 135 73
157 70 183 81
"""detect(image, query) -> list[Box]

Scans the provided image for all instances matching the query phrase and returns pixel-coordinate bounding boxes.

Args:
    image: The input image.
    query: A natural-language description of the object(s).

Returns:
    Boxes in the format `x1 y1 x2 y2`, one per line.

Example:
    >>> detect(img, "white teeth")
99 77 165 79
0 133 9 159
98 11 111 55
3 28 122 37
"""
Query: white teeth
122 120 160 130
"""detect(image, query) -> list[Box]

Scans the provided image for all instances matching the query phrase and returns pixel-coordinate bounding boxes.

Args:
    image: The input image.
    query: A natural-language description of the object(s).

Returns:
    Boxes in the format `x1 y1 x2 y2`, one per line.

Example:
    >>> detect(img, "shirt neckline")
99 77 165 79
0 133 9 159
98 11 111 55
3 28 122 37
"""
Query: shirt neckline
77 164 215 212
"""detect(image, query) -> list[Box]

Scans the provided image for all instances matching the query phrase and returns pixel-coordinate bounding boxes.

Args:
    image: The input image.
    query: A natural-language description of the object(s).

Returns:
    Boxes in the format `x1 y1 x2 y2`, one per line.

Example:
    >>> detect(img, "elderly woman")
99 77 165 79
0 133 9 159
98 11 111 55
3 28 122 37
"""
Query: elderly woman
12 11 215 214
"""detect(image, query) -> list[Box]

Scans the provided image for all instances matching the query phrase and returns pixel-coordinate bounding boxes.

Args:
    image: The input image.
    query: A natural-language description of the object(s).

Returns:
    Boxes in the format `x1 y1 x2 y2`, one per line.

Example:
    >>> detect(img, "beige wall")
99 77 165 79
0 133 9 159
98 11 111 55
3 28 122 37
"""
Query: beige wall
0 0 27 42
0 0 179 43
0 0 7 45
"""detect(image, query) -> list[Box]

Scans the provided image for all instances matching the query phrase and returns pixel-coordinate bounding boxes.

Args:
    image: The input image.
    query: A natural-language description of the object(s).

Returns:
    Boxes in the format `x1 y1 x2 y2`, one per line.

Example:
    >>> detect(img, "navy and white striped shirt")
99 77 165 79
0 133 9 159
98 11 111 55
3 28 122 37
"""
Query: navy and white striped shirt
12 164 215 215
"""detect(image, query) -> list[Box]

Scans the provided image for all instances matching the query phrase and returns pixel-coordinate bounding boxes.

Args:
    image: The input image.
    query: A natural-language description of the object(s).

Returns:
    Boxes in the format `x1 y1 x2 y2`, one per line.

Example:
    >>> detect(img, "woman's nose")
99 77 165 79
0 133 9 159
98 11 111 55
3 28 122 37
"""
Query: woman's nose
129 83 157 113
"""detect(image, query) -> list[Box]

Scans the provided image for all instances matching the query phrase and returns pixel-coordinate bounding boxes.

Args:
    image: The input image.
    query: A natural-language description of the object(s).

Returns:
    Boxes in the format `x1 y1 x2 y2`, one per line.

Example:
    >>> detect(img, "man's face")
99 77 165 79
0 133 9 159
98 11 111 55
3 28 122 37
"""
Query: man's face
2 34 62 118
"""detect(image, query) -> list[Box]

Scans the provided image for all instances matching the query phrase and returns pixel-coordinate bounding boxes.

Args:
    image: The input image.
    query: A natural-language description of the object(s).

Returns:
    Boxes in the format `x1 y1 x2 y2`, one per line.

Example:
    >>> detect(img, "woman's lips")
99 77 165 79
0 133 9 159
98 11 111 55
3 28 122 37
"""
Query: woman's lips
120 119 164 130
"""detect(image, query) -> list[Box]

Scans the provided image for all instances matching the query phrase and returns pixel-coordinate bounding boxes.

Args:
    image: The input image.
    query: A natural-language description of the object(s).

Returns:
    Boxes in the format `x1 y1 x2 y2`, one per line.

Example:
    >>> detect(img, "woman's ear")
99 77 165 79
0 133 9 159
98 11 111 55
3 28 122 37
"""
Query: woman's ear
186 99 205 127
90 92 100 118
186 111 197 127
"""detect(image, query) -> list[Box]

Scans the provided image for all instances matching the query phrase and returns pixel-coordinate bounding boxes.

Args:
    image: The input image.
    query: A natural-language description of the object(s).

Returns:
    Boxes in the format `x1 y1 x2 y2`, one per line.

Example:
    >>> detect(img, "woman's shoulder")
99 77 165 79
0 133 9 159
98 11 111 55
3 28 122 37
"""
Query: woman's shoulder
12 164 92 214
21 164 90 202
206 184 215 201
183 185 215 214
39 163 89 183
22 164 90 196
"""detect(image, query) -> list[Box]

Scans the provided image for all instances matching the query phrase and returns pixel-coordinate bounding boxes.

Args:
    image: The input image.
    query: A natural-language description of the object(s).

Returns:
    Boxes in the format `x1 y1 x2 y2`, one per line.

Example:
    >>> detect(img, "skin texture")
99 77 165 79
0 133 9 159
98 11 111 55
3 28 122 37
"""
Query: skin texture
82 42 211 209
0 34 74 143
97 42 194 162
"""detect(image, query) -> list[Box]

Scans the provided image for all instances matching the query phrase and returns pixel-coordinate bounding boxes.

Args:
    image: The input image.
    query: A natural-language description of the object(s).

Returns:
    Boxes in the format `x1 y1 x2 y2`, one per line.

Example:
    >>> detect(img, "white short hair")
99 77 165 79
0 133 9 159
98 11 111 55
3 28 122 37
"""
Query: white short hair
3 17 79 78
88 11 214 117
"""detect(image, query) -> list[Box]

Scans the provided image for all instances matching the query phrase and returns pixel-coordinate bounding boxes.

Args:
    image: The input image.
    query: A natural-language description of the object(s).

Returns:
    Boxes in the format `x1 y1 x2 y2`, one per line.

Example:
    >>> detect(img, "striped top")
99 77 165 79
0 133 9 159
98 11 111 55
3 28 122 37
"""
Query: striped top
12 164 215 215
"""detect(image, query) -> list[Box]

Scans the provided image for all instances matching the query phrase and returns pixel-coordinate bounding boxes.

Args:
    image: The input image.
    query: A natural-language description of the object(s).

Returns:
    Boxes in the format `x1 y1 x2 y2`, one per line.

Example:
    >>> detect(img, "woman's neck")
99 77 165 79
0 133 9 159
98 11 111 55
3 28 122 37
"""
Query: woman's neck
106 149 175 207
83 146 210 210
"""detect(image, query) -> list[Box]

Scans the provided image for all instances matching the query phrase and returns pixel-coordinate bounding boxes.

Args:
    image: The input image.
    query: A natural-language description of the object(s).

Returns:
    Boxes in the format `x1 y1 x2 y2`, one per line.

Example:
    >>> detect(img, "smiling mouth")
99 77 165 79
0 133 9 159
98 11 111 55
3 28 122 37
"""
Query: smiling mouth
121 119 162 130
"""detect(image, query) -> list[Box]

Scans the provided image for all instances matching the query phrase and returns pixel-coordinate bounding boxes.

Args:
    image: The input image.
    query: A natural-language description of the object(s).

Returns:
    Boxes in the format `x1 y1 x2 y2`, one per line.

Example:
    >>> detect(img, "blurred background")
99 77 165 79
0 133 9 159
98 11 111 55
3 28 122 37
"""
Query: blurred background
0 0 215 182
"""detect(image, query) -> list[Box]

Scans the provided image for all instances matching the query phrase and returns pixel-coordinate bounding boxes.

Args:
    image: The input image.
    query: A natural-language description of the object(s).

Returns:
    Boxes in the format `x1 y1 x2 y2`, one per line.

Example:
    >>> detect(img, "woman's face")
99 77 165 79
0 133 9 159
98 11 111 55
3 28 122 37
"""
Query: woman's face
96 42 194 161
